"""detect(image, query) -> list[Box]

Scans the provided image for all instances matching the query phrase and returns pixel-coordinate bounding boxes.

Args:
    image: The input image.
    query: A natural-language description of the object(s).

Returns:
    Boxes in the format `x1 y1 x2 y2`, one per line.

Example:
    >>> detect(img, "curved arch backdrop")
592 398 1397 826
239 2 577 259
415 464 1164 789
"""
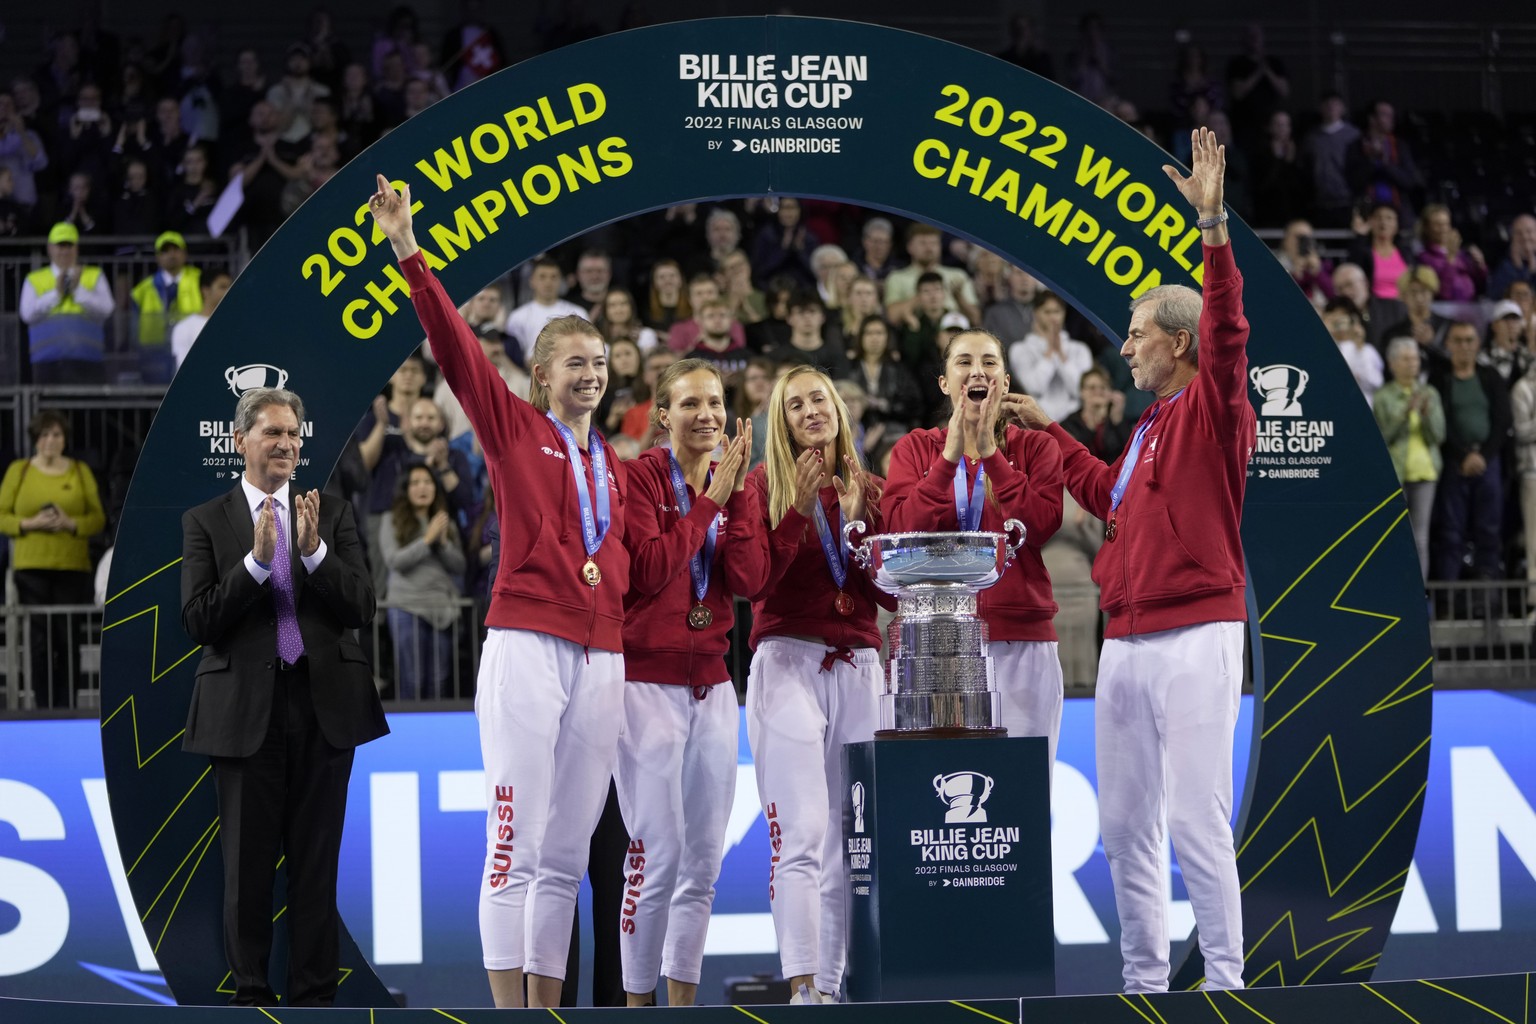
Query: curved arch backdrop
99 16 1431 1005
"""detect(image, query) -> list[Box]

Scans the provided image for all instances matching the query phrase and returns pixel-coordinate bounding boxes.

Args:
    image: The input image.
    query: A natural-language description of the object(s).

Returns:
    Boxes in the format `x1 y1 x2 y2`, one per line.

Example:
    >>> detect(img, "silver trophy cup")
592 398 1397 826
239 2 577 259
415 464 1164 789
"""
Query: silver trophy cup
845 520 1025 737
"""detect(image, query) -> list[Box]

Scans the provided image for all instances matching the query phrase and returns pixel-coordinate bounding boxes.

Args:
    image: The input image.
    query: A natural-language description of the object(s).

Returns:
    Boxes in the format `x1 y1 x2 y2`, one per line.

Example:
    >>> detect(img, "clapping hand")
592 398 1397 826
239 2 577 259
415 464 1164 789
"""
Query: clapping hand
833 455 869 524
1006 393 1051 430
704 432 747 506
295 489 321 556
791 447 824 518
253 497 277 565
424 509 450 545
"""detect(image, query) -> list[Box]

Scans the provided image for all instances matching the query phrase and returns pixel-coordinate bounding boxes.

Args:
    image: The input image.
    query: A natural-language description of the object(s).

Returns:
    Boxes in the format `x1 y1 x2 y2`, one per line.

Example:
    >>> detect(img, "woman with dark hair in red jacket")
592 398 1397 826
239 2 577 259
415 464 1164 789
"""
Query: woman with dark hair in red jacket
614 358 766 1006
885 329 1066 770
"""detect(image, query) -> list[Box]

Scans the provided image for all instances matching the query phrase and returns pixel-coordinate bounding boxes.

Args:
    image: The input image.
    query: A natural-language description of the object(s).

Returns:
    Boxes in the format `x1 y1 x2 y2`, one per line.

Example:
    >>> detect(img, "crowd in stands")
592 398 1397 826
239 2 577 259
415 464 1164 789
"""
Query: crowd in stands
4 6 1536 702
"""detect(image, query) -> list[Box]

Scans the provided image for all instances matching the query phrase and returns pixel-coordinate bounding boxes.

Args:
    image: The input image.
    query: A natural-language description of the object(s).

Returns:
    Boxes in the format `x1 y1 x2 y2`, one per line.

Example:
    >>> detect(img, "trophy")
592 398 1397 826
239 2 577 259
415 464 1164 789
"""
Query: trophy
844 521 1025 737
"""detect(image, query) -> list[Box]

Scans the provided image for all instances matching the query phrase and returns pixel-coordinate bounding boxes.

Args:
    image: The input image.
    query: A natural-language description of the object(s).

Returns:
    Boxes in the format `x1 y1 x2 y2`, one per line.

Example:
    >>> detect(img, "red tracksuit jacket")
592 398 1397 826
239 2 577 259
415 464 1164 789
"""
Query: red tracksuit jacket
620 447 768 686
401 252 630 652
884 424 1063 641
1046 242 1256 639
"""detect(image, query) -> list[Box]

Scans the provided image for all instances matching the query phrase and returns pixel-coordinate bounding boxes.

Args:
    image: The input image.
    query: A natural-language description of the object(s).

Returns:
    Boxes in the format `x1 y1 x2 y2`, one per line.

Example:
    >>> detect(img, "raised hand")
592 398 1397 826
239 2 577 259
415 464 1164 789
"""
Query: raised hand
1163 127 1226 223
254 497 278 566
295 489 322 556
704 437 744 506
832 455 868 524
368 173 419 258
424 509 450 544
791 447 824 518
733 418 753 491
975 382 1003 458
942 392 968 462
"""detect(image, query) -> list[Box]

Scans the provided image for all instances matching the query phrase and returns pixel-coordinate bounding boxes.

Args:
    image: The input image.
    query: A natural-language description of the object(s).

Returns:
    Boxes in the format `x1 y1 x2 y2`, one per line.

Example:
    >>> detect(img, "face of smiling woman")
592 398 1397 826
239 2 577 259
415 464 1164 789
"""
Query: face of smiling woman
536 333 608 429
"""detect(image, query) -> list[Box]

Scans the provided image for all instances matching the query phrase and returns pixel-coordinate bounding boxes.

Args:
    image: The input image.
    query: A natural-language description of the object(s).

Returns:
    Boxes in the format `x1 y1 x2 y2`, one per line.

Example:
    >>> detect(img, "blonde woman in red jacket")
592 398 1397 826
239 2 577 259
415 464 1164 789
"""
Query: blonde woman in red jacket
615 358 767 1006
371 177 629 1009
884 329 1066 770
743 364 891 1004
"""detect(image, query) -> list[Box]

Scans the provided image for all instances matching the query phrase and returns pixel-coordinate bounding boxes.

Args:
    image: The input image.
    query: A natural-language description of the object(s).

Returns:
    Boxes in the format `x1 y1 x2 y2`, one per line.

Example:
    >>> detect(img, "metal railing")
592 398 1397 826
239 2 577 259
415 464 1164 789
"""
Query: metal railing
0 234 249 386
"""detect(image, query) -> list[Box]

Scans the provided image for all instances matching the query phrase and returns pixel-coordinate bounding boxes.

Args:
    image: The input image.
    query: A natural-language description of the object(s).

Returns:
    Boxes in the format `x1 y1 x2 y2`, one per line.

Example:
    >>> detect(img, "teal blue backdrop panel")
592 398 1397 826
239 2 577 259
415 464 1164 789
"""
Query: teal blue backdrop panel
99 16 1430 1005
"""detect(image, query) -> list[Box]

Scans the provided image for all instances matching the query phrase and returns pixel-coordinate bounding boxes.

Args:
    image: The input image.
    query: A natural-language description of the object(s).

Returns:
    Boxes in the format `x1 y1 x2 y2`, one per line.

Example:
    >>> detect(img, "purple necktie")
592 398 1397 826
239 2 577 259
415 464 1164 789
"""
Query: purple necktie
271 500 306 666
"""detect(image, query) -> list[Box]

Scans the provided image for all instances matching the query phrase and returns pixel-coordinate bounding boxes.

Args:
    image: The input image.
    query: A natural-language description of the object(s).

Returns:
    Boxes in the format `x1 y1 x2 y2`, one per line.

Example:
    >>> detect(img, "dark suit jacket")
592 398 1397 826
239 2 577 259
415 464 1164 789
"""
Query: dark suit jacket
180 486 388 758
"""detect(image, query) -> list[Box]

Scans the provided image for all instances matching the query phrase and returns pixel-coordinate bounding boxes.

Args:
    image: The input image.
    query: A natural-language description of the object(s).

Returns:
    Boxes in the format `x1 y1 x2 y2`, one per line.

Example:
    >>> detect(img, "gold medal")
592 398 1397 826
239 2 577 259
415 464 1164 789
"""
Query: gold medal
687 603 714 630
582 558 602 586
834 591 855 616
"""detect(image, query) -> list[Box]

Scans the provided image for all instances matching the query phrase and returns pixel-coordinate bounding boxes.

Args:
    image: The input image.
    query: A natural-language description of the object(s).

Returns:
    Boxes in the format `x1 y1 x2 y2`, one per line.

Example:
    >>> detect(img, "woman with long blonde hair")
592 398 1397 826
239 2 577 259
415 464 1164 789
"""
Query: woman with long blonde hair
885 328 1066 769
743 364 891 1004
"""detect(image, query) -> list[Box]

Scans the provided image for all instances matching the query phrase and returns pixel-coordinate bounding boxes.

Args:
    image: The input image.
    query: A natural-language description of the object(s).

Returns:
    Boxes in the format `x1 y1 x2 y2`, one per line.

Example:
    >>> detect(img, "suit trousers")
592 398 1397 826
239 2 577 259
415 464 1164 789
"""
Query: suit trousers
212 660 355 1006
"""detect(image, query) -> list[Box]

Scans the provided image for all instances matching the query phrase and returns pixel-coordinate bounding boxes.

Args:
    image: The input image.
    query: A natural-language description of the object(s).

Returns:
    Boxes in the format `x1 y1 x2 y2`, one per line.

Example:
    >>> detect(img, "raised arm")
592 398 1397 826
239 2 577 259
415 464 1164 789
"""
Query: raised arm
368 174 532 461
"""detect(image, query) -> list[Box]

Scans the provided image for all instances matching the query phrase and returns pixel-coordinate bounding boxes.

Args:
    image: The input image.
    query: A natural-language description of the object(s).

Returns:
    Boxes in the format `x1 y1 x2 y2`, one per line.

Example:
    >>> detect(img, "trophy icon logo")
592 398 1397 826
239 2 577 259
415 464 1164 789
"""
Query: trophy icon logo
1249 363 1308 417
851 782 865 834
226 363 290 396
933 771 994 823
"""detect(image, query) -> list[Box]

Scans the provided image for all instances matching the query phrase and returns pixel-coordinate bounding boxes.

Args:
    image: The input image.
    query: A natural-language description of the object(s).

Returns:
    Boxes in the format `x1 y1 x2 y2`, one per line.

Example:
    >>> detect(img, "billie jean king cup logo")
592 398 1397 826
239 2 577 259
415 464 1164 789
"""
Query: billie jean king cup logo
852 781 866 833
1250 363 1308 417
226 363 290 395
934 771 994 824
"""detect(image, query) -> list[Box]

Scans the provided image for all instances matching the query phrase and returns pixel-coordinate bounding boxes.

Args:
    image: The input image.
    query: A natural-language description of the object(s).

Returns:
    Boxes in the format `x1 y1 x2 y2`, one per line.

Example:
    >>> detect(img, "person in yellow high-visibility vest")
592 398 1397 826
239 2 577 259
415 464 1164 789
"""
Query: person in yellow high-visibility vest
130 230 202 383
19 222 114 384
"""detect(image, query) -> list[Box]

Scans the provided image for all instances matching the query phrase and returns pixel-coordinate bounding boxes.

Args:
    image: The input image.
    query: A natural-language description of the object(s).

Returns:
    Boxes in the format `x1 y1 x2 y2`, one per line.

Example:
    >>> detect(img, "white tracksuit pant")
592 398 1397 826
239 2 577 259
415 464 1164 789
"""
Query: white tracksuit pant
475 628 624 978
1096 620 1245 993
614 679 738 992
991 639 1065 774
747 637 879 998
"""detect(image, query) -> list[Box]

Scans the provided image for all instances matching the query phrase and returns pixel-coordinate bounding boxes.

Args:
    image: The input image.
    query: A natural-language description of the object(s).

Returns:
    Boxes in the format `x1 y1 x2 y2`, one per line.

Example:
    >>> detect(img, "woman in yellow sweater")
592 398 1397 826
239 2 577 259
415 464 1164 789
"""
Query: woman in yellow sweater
0 410 106 710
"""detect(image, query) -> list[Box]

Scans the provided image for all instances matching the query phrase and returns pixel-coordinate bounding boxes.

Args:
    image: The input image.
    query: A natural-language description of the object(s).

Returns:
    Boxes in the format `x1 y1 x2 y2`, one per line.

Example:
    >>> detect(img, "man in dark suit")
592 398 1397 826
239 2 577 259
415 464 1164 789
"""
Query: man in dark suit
181 386 387 1006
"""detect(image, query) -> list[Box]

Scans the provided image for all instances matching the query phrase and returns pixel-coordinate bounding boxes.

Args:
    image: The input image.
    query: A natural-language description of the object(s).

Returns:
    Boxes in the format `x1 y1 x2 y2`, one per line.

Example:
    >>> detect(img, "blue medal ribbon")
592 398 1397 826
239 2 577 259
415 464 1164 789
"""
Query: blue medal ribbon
809 492 849 590
953 457 987 531
546 412 611 557
1108 389 1183 514
667 453 719 603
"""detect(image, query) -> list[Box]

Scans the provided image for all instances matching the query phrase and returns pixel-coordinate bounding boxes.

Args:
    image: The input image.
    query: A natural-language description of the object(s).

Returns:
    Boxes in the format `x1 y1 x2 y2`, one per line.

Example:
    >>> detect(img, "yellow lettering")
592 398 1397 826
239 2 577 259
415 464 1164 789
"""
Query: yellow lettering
504 105 546 149
365 263 412 314
428 204 488 261
471 189 509 233
537 95 575 135
1018 182 1070 236
1074 145 1130 199
1130 268 1163 298
416 138 473 192
1060 209 1099 248
570 83 606 124
946 147 990 195
980 169 1020 212
343 299 382 339
1144 204 1188 253
557 146 603 191
914 139 948 179
1103 246 1144 286
523 165 561 205
470 123 510 165
1116 182 1157 222
598 137 633 177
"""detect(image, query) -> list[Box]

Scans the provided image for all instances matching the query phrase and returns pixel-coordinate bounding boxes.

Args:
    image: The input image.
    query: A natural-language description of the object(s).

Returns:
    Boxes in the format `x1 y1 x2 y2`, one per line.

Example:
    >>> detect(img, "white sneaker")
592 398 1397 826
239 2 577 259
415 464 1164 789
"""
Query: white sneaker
789 984 824 1005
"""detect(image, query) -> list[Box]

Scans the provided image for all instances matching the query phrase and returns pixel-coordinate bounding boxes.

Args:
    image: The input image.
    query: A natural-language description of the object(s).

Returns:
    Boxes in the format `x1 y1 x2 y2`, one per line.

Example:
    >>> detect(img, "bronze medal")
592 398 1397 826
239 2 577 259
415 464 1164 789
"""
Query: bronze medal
687 603 714 630
582 558 602 586
1105 515 1117 542
833 591 855 616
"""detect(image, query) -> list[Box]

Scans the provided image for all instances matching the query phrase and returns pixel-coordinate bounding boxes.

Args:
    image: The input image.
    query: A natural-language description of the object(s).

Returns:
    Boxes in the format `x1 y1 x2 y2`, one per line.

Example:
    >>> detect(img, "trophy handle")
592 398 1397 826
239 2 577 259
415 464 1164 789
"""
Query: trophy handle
843 519 870 567
1002 519 1027 564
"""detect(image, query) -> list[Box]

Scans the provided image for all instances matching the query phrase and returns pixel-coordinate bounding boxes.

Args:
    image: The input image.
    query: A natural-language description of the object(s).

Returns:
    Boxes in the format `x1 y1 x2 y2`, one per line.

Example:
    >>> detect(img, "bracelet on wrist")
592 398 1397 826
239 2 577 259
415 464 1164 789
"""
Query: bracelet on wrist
1196 211 1229 230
